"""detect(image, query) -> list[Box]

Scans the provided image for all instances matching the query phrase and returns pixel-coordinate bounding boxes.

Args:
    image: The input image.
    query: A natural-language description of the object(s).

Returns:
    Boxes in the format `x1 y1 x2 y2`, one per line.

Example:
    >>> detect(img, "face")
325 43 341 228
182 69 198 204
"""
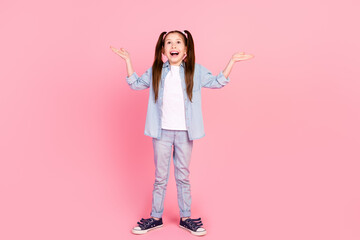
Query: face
162 32 187 66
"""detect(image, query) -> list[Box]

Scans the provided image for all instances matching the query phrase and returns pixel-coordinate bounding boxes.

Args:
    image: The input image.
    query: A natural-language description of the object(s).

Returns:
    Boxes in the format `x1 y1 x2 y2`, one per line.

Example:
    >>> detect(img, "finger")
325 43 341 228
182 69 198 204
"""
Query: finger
111 47 120 53
112 49 123 56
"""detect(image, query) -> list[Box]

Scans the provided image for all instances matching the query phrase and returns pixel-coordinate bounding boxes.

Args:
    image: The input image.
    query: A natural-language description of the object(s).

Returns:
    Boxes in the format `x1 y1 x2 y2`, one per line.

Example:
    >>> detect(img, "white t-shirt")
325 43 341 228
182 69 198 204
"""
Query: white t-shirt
161 65 187 130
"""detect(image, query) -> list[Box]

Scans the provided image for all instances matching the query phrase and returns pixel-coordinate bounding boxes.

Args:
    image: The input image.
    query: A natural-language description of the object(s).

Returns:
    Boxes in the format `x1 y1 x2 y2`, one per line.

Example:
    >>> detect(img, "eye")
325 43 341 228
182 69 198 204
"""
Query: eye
177 41 181 44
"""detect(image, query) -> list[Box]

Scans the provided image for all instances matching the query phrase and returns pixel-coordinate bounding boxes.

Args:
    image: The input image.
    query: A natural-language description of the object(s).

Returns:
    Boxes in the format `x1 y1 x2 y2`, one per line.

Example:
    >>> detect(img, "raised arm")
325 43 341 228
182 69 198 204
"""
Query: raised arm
201 51 255 89
200 64 231 89
110 46 151 90
110 46 134 77
222 52 255 78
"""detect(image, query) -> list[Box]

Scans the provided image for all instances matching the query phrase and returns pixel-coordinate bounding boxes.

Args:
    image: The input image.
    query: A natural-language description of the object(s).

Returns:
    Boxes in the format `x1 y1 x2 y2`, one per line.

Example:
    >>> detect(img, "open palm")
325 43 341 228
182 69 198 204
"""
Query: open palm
110 46 130 61
232 52 254 62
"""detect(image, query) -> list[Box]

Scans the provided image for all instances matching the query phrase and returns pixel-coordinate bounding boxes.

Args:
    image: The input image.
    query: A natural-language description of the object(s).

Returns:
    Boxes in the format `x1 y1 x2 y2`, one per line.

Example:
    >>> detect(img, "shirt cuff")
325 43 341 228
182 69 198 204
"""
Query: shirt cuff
126 72 139 85
217 71 230 85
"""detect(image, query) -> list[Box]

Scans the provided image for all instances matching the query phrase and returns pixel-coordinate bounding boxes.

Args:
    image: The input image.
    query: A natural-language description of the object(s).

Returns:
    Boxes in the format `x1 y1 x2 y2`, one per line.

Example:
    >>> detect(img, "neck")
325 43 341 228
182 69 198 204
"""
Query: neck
169 60 182 66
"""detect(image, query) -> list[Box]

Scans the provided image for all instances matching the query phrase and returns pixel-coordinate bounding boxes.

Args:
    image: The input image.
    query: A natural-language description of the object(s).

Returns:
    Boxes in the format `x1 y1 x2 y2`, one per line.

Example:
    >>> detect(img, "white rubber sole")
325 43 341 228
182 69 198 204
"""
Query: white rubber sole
179 225 207 236
131 224 163 235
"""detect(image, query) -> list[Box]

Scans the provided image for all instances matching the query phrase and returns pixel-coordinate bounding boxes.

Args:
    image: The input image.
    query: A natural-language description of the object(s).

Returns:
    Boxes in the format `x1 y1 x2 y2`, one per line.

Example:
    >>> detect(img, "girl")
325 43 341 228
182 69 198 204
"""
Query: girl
110 30 254 236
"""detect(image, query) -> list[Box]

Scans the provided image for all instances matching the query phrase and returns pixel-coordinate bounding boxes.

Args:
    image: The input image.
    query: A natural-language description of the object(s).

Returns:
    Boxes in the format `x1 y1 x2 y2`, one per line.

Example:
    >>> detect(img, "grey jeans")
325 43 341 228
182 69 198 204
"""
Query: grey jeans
150 129 193 218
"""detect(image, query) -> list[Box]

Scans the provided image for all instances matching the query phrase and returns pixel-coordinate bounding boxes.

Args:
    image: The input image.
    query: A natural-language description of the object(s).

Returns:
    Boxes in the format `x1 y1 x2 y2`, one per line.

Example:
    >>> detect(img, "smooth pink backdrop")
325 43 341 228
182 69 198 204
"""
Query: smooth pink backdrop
1 0 360 239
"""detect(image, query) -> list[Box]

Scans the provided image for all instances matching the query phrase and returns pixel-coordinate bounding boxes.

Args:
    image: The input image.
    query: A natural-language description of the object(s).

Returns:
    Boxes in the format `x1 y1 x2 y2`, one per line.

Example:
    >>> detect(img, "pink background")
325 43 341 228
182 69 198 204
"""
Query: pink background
1 0 360 239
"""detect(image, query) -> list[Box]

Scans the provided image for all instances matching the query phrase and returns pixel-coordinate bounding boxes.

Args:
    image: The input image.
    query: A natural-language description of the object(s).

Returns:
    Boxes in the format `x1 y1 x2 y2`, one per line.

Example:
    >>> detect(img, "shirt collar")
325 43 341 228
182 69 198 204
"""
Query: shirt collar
163 60 185 68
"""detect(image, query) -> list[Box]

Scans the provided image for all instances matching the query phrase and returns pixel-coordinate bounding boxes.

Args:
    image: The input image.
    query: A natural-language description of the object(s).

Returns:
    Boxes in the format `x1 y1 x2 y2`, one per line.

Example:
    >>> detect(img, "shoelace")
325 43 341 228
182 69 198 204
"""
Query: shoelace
184 218 203 231
137 218 155 230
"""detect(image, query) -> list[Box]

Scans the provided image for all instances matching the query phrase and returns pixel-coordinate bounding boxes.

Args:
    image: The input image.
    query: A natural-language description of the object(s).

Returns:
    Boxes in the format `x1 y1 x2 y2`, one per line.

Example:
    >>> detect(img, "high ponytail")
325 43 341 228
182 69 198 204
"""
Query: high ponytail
152 31 167 103
183 30 195 102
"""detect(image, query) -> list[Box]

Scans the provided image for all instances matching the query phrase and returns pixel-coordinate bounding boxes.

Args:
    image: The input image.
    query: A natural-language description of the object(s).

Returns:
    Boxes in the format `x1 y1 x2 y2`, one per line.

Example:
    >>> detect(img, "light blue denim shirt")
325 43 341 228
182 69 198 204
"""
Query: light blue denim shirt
126 60 230 140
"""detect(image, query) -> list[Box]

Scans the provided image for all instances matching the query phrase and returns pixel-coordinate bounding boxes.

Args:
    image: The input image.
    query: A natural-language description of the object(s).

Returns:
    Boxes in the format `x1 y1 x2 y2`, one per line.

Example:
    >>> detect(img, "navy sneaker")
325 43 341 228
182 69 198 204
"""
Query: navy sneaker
131 217 163 234
179 217 207 236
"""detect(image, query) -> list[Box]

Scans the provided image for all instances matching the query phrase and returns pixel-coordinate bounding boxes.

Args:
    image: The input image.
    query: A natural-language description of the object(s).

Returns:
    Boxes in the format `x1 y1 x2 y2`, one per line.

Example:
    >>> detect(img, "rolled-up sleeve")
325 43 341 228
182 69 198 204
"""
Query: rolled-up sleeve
200 65 230 89
126 67 152 90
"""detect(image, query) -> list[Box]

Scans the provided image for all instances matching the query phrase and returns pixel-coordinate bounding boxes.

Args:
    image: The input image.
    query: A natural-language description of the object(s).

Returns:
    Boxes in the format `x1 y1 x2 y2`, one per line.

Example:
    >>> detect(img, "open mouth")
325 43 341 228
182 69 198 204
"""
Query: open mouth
170 51 179 56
